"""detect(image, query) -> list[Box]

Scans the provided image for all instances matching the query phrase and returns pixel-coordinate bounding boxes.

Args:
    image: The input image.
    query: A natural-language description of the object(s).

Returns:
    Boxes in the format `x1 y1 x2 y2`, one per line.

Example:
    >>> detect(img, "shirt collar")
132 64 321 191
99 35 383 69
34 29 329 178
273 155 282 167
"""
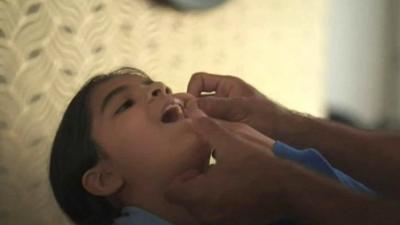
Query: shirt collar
113 207 175 225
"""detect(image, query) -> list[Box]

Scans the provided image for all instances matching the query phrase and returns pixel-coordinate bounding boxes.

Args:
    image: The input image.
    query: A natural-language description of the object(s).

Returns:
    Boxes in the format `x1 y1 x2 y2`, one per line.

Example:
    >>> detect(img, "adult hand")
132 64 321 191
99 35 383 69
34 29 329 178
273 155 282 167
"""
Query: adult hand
165 105 293 225
187 72 297 139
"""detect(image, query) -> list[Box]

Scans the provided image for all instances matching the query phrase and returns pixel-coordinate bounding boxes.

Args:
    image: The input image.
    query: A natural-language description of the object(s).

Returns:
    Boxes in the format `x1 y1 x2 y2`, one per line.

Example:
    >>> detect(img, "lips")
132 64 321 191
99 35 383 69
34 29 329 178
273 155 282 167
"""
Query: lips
161 101 186 123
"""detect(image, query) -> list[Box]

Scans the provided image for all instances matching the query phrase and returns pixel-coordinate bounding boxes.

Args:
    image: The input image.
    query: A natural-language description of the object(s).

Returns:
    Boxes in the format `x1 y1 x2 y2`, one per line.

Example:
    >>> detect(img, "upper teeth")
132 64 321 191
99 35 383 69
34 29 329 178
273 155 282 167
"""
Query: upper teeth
164 103 184 115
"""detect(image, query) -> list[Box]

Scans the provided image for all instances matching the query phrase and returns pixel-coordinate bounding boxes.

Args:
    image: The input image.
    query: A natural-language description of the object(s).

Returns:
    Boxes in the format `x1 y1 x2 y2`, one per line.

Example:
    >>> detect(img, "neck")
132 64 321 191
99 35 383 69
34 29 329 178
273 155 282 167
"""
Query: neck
119 185 203 225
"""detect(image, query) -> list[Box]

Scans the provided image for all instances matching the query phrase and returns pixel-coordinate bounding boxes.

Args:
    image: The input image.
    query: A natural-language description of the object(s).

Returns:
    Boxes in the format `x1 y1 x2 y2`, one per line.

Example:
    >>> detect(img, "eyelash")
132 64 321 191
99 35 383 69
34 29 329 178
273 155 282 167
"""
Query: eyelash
115 99 135 115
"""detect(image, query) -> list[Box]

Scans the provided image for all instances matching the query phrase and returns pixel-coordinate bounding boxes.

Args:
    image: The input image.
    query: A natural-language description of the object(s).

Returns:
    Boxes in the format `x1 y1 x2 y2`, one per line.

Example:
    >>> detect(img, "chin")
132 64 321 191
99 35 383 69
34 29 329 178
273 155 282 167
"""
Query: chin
164 142 211 185
182 133 211 170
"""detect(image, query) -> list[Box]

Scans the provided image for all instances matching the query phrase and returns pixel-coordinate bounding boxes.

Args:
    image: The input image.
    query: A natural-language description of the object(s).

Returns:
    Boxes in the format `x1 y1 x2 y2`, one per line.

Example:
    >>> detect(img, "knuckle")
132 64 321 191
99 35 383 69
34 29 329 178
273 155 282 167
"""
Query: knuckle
225 75 243 83
192 72 203 79
190 73 203 84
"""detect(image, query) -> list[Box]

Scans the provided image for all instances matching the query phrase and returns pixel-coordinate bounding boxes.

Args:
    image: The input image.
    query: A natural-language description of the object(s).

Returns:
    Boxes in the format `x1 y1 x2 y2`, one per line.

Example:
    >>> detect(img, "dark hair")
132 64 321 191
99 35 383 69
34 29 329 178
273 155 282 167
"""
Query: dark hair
49 67 148 225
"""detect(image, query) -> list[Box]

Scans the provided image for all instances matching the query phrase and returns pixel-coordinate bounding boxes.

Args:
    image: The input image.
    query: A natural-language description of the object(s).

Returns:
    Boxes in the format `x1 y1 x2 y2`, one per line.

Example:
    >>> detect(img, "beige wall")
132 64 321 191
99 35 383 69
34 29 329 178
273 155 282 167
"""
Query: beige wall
0 0 327 224
327 0 393 127
392 0 400 125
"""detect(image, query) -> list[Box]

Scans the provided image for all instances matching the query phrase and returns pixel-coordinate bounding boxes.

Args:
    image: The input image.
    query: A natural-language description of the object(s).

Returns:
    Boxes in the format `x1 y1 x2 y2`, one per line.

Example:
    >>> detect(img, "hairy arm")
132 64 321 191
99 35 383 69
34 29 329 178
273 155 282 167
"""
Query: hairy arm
282 161 400 225
186 72 400 200
279 112 400 199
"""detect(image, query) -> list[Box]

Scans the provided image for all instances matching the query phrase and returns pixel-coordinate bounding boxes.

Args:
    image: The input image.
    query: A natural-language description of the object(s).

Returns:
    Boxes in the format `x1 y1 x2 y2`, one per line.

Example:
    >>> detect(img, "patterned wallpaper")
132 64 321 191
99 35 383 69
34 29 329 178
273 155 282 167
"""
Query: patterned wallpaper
0 0 326 224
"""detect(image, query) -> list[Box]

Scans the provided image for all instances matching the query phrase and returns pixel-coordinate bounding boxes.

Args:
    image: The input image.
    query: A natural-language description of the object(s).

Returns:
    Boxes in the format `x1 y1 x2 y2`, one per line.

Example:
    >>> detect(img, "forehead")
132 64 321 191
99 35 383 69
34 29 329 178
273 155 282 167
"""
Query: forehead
89 75 146 110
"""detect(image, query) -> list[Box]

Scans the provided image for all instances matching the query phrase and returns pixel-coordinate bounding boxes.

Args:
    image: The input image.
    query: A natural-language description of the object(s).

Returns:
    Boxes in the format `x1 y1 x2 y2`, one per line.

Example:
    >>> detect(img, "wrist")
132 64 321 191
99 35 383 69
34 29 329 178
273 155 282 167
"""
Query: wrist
273 107 311 143
274 159 340 221
261 159 309 220
277 161 375 225
275 160 307 218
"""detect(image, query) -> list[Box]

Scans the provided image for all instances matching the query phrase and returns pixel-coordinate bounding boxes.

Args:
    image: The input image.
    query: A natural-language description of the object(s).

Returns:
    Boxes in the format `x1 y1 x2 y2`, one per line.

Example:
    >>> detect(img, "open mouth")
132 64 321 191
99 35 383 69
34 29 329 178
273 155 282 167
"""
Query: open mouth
161 103 185 123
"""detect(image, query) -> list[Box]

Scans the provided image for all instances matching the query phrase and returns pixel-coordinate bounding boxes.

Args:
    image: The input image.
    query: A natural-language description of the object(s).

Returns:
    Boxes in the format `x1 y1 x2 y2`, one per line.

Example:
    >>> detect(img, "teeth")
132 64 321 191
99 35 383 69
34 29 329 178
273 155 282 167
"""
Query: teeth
161 103 185 123
165 104 183 115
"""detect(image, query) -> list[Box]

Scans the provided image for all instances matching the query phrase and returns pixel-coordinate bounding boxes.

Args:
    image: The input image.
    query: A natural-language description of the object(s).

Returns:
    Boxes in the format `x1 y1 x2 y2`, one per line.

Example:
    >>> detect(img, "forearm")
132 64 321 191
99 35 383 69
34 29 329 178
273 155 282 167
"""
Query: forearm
276 111 400 198
282 162 400 225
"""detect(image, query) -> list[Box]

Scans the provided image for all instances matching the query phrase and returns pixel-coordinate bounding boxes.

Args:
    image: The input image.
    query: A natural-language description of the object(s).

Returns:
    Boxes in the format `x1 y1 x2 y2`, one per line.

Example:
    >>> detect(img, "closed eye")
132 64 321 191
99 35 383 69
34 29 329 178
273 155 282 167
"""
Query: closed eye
115 99 135 115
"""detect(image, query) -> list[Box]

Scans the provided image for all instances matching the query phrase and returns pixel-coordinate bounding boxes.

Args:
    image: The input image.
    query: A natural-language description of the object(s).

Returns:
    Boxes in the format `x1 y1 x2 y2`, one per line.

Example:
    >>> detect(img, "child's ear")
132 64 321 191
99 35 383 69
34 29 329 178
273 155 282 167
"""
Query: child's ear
82 162 124 197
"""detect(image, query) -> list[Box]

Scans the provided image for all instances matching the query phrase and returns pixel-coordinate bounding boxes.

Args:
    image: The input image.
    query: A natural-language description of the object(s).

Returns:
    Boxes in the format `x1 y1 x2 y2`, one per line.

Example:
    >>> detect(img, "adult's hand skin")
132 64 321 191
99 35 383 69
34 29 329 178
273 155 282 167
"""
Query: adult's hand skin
187 72 293 139
187 72 400 200
168 107 287 225
166 104 400 225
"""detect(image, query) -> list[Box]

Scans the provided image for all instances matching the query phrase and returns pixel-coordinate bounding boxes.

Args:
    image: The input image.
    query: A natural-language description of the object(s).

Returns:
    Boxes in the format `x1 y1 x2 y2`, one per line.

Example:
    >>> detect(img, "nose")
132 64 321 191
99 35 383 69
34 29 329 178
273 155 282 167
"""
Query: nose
148 82 171 100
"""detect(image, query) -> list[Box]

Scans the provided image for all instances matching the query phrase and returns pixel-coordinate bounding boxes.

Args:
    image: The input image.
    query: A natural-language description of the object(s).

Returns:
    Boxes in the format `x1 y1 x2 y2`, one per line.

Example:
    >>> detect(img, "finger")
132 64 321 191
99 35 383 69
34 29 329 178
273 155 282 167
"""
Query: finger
187 73 233 97
191 117 239 162
185 98 208 119
217 119 275 154
173 93 195 103
197 97 244 122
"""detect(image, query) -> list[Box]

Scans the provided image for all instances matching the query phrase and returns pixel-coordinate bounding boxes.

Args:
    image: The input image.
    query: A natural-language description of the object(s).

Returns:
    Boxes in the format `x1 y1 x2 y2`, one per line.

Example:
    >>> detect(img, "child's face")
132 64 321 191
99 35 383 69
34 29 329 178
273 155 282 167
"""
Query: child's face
88 75 211 196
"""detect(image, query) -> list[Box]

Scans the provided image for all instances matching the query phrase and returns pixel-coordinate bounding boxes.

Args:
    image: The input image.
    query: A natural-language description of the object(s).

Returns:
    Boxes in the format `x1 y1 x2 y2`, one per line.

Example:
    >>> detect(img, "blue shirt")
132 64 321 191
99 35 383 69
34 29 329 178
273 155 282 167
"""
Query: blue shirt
113 141 375 225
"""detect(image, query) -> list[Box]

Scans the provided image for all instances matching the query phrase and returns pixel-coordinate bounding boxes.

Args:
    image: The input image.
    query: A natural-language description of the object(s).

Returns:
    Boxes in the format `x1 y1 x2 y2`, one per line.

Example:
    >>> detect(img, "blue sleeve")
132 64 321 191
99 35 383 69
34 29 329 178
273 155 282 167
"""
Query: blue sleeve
268 142 376 225
113 207 175 225
273 141 375 195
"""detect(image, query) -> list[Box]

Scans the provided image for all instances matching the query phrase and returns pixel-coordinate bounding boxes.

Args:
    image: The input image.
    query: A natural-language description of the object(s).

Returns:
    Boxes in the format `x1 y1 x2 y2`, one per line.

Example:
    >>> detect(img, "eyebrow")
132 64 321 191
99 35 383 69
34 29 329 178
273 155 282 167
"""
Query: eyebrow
101 85 129 114
100 78 154 114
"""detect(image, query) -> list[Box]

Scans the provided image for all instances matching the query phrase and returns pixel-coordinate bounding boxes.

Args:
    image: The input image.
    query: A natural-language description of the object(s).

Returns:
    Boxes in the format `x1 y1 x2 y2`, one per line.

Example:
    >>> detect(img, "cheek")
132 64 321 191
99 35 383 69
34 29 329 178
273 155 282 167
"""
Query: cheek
112 111 162 149
117 131 206 181
102 117 210 185
108 137 164 184
100 118 163 173
111 124 161 166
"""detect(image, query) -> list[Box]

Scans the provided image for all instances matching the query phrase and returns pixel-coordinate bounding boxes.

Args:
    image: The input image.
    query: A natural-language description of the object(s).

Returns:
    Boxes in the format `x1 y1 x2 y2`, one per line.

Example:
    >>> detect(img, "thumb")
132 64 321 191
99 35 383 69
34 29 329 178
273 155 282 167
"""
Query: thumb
197 97 245 122
165 170 204 206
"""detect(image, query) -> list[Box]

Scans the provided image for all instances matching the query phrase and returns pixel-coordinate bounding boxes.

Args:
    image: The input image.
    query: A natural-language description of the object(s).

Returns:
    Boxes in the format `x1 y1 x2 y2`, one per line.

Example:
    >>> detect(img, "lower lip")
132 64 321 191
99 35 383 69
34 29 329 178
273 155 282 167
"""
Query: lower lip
162 117 189 126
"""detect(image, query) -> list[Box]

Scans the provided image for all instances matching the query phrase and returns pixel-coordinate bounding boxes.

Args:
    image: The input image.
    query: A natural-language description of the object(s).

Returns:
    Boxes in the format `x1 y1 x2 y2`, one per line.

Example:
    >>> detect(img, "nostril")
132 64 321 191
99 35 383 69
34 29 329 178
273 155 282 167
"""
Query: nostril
152 89 162 97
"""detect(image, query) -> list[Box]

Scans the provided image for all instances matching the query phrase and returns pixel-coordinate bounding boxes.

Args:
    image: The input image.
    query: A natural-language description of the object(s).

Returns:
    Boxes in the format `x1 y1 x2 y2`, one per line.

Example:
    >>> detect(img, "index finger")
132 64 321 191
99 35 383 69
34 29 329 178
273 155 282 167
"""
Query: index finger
187 73 234 97
191 117 241 163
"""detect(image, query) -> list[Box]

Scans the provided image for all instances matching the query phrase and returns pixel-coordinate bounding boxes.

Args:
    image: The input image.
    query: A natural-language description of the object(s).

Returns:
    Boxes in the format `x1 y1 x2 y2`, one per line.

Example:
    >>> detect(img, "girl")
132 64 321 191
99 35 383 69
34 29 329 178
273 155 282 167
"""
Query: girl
49 67 211 225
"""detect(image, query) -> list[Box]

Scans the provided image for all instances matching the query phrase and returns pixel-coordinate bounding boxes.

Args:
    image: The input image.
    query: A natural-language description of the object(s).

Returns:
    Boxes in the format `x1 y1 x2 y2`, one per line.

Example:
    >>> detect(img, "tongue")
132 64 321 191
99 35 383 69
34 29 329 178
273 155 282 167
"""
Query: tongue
161 108 180 123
